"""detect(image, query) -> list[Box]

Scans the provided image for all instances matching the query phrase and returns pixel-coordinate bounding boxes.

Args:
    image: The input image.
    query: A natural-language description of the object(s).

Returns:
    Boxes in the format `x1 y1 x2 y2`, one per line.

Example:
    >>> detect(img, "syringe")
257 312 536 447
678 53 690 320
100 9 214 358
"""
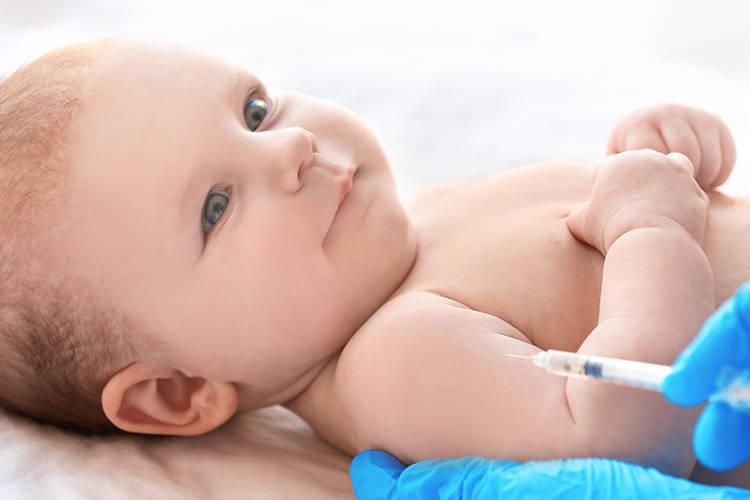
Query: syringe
506 349 750 412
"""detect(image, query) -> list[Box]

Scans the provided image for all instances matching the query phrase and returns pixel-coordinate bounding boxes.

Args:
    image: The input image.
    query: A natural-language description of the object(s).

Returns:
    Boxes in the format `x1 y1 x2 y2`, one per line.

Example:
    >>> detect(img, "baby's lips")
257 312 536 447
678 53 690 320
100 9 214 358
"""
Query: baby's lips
310 151 356 178
308 152 356 199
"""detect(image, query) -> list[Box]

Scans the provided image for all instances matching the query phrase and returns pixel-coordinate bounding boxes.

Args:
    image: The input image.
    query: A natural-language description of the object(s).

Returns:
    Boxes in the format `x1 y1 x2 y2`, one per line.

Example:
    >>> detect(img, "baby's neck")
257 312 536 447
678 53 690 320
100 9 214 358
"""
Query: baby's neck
274 251 419 416
236 351 338 413
240 247 419 414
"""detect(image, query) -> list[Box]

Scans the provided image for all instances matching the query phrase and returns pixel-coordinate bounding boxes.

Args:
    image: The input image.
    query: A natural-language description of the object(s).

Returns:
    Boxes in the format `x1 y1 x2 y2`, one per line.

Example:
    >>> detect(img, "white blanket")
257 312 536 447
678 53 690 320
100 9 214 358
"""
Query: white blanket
0 406 353 499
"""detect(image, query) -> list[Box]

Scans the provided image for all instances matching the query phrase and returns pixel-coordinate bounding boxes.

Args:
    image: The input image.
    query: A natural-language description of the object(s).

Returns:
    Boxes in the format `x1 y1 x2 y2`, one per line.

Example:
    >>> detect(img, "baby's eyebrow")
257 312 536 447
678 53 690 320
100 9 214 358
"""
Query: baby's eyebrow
226 69 259 104
226 71 246 101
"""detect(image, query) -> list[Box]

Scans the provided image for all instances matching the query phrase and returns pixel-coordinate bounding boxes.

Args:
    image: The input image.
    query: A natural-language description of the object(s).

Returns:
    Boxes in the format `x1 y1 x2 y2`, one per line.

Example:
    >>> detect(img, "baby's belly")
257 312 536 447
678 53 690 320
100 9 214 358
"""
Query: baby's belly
703 191 750 307
398 161 602 351
399 161 750 352
374 161 750 485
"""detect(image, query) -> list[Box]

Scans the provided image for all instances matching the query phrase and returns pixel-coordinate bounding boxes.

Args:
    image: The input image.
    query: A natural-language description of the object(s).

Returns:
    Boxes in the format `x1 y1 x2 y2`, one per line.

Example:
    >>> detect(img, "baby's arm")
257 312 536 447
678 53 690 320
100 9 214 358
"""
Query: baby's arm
376 150 713 474
565 149 714 474
327 151 711 477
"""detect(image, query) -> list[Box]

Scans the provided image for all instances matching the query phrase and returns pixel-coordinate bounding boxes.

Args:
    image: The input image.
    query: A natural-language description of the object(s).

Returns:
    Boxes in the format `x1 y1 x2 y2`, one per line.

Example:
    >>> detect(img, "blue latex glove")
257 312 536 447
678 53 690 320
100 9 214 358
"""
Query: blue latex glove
350 450 750 499
662 281 750 471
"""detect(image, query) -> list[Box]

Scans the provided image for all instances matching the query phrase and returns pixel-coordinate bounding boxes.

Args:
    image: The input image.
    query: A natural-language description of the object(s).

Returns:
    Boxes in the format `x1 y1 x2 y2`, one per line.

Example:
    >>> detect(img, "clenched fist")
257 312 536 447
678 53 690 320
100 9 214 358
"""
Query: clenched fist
607 104 736 189
567 149 710 256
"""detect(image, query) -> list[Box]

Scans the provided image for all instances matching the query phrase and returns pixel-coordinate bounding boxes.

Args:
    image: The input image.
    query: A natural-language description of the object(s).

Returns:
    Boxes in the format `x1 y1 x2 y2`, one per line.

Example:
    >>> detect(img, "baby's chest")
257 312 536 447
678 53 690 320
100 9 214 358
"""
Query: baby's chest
400 162 603 350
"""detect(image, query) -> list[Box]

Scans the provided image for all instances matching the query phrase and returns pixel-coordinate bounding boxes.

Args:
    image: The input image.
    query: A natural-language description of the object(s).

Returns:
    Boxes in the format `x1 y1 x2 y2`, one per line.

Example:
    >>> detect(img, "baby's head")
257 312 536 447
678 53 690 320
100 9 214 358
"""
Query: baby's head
0 36 416 435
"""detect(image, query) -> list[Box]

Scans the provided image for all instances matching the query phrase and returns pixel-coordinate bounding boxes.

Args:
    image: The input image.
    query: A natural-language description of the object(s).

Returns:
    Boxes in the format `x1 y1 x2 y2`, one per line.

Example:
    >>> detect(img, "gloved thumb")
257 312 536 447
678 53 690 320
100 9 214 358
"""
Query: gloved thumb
350 450 404 500
350 450 519 500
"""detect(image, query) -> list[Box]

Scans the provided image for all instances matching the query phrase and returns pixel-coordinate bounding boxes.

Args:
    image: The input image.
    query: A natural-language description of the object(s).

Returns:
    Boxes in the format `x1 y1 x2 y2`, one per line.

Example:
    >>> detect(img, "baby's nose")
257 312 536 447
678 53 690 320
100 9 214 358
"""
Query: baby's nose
298 127 317 153
267 126 317 191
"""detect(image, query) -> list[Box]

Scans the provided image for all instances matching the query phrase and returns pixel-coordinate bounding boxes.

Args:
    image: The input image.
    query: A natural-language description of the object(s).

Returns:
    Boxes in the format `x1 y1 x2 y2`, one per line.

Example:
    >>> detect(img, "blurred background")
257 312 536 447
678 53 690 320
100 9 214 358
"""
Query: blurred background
2 0 749 197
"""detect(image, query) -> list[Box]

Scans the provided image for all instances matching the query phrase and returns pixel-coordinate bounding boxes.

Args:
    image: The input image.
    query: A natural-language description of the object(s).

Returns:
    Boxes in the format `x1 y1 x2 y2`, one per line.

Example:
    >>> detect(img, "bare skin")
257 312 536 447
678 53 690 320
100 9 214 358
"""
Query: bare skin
44 38 749 483
54 37 417 434
285 108 750 483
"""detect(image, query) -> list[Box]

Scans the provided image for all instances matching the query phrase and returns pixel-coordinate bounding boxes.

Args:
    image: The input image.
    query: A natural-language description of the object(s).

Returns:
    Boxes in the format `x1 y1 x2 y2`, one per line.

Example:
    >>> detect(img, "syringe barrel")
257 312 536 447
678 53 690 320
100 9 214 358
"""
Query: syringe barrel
533 350 750 413
541 350 672 391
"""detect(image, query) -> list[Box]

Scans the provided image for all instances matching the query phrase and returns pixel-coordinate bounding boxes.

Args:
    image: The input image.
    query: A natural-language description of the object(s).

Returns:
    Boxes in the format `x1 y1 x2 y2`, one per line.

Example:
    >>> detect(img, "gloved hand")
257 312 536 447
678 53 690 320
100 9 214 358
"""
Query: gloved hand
350 450 750 499
662 281 750 471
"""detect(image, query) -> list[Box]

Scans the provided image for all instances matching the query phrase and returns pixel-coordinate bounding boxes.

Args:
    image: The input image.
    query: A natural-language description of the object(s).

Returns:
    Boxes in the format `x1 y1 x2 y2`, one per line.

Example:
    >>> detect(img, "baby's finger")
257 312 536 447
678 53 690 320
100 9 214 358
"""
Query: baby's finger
693 127 722 189
606 121 629 155
565 203 586 241
623 124 669 155
661 118 702 178
607 122 665 156
666 152 695 177
713 124 737 188
566 202 601 252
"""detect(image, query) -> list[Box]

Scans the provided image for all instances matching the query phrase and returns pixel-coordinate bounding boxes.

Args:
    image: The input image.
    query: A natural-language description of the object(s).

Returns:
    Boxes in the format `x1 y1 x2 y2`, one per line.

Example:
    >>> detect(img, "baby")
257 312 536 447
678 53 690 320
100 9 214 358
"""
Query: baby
1 36 747 480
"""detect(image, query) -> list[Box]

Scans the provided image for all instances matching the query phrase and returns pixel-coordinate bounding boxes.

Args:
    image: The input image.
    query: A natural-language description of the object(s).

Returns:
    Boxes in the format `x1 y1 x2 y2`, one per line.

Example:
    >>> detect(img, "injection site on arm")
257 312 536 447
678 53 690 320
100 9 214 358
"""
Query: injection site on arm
562 150 714 475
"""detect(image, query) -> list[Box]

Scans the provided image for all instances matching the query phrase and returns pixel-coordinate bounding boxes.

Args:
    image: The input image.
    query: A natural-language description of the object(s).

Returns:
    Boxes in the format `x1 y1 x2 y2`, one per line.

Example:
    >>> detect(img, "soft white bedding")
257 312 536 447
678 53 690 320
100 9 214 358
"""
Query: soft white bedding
1 1 749 498
0 405 353 499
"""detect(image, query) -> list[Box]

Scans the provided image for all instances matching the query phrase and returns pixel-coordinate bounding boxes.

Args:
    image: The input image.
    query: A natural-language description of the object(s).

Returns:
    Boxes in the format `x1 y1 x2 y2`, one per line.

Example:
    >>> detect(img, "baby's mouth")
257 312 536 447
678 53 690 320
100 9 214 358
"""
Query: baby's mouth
310 152 356 179
329 164 354 224
312 153 357 243
310 153 356 202
333 174 353 217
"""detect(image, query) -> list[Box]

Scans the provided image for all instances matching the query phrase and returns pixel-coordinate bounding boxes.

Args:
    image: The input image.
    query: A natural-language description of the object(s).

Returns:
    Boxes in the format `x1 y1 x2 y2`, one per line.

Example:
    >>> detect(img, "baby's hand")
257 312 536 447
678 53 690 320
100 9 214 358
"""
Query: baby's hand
607 104 736 189
567 150 709 255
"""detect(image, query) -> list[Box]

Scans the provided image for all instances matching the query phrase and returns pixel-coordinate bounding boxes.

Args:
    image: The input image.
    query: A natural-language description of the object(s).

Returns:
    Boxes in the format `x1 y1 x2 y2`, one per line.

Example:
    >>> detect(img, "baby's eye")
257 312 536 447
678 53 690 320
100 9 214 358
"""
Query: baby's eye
202 191 230 234
244 98 268 131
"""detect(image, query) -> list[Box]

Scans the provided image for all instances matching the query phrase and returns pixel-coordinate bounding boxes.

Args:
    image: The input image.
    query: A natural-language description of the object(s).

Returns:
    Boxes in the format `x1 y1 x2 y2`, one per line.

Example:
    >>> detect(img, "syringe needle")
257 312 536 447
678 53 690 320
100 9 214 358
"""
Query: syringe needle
506 354 534 360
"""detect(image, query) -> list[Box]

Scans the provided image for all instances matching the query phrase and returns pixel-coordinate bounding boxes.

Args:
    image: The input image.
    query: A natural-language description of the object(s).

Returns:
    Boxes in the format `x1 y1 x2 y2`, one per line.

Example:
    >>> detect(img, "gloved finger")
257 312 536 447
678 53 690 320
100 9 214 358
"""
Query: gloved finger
350 450 405 500
502 458 750 499
400 456 518 499
353 452 750 499
663 283 750 406
694 401 750 471
351 450 521 500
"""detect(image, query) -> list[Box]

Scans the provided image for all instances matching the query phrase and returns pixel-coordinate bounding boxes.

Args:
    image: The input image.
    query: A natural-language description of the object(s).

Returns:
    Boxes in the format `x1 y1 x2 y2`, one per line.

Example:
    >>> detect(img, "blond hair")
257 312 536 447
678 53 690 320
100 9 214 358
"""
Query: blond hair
0 39 154 433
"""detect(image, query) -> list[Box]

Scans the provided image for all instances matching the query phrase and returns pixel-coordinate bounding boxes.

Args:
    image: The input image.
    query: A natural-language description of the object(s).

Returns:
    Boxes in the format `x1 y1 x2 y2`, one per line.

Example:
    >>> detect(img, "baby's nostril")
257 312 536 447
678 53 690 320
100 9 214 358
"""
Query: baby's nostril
303 129 318 153
298 158 313 181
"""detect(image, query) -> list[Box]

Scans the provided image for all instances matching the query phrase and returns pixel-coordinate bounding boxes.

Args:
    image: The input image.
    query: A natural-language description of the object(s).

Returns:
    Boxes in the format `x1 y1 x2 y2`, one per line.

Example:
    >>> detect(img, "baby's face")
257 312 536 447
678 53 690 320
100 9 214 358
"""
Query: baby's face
54 38 416 409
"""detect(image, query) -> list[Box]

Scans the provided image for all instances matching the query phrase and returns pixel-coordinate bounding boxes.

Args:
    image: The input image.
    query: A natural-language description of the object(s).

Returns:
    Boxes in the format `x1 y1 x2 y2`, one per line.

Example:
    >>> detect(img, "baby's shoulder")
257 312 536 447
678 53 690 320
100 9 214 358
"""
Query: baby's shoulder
322 290 532 454
405 179 474 213
350 290 526 345
285 290 506 454
334 288 530 397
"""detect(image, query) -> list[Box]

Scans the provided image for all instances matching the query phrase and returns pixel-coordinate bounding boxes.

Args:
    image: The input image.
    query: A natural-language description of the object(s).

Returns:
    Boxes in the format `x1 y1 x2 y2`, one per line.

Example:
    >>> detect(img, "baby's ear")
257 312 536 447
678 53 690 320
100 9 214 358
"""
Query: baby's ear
101 362 238 436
